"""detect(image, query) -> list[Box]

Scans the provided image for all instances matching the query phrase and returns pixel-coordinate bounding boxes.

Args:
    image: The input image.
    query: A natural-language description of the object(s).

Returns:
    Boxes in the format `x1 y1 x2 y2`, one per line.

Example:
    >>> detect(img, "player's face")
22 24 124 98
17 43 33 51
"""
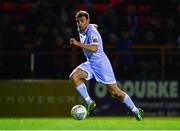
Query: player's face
76 16 89 32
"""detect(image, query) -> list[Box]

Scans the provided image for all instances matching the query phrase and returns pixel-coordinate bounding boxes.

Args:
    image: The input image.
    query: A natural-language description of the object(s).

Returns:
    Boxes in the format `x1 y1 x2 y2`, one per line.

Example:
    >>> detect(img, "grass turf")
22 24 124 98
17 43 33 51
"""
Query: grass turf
0 116 179 130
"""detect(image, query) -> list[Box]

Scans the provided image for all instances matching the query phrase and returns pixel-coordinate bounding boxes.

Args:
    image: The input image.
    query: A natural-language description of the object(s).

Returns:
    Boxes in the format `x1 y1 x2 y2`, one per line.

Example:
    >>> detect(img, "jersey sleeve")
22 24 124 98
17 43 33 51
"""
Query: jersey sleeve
88 33 99 45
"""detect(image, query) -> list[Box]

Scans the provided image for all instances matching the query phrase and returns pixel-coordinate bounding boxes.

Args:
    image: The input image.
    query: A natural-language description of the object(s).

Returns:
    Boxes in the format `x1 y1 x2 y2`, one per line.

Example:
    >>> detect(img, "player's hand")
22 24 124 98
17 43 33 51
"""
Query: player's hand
69 38 80 46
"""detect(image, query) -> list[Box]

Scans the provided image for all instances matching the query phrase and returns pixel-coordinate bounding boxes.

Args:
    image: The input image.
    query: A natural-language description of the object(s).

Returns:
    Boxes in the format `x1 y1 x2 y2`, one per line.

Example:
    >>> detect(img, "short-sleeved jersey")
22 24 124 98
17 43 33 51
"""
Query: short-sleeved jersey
79 24 106 62
78 24 116 84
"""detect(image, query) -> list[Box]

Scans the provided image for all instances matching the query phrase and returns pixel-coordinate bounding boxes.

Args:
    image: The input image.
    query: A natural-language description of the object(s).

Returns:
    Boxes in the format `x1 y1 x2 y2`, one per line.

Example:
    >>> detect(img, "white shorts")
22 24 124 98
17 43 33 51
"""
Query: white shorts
78 60 116 84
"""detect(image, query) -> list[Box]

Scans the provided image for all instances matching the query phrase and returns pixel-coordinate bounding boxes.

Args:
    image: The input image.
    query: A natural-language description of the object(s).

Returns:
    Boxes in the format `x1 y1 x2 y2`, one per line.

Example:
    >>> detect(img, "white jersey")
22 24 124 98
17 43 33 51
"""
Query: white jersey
78 24 116 84
79 24 105 62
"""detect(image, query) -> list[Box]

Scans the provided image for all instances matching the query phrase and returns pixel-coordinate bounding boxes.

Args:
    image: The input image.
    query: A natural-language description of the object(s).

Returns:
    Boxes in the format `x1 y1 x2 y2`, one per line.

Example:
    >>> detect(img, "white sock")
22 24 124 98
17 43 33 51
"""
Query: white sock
76 83 92 105
123 93 139 114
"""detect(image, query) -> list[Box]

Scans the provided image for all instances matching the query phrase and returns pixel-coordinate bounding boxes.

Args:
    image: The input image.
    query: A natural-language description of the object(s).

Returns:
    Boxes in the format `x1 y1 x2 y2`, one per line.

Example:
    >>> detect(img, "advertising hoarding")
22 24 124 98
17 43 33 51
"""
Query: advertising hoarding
0 80 83 117
90 80 180 116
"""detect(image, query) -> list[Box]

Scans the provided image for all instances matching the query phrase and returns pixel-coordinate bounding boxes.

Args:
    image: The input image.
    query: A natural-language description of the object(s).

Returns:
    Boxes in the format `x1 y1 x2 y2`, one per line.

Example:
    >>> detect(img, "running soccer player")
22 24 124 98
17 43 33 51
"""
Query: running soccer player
69 10 144 120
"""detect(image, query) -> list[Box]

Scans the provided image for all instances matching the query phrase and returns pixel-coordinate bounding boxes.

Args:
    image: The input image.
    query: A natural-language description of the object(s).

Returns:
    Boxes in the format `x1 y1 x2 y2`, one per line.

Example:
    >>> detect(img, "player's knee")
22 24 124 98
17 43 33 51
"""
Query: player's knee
110 91 123 99
69 73 80 83
69 73 75 82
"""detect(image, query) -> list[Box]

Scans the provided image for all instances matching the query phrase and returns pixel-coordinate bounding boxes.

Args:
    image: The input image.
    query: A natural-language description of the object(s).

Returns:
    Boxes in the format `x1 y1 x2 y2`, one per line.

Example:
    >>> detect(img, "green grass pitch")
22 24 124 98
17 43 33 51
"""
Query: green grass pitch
0 116 180 130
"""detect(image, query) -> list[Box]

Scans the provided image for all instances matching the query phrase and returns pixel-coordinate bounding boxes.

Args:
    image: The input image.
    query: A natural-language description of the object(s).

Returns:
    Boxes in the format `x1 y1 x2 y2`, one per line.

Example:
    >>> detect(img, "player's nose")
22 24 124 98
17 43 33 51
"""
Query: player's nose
79 22 83 26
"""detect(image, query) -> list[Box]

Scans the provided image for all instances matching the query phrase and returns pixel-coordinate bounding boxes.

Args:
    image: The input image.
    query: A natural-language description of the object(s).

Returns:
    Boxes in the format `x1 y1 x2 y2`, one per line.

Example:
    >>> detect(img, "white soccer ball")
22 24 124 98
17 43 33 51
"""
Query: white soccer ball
71 105 87 120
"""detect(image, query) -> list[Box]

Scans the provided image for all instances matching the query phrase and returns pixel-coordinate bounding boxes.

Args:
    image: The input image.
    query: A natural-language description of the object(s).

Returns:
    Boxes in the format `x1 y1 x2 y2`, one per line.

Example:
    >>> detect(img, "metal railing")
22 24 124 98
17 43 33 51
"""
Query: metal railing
0 45 179 79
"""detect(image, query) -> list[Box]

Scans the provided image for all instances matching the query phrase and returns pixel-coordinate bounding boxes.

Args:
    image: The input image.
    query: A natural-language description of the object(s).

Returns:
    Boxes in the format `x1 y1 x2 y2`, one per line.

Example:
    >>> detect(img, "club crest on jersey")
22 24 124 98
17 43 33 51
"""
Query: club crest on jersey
91 35 98 43
80 34 86 43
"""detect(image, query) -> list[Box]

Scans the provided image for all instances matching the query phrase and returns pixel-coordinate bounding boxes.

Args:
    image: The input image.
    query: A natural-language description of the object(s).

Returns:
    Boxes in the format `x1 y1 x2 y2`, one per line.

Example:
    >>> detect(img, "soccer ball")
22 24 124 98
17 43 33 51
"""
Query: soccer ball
71 105 87 120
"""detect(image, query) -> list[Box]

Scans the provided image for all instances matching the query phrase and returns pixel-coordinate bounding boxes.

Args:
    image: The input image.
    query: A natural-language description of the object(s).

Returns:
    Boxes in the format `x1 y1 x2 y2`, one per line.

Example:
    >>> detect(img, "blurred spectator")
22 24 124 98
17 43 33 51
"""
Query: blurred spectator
126 5 138 37
0 0 179 79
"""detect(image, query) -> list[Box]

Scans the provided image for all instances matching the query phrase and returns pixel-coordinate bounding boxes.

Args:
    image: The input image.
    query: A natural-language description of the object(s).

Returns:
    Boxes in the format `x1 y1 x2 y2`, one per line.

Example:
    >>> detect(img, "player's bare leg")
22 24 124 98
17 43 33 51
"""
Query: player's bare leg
69 68 87 87
106 83 125 101
69 68 96 114
106 83 144 121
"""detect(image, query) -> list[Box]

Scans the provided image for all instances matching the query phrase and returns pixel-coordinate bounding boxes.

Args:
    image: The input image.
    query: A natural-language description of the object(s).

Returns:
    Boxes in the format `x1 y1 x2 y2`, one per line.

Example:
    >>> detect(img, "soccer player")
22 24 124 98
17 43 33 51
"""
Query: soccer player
69 10 144 120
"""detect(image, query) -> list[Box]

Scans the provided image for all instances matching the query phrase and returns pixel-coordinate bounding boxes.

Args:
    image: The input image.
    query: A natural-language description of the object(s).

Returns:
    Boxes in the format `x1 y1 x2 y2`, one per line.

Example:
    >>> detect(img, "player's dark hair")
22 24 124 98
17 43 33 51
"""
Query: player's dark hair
76 10 89 20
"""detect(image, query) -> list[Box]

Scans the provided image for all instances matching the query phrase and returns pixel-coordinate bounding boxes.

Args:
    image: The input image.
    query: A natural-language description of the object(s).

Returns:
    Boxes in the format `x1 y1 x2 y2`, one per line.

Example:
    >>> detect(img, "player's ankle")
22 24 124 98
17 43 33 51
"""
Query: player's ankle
132 106 139 114
85 97 92 105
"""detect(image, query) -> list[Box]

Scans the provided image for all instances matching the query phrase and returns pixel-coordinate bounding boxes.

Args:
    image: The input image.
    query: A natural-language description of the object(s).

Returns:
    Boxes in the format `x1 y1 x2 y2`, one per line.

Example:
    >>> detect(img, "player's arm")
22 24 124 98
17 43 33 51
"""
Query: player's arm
69 38 98 53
